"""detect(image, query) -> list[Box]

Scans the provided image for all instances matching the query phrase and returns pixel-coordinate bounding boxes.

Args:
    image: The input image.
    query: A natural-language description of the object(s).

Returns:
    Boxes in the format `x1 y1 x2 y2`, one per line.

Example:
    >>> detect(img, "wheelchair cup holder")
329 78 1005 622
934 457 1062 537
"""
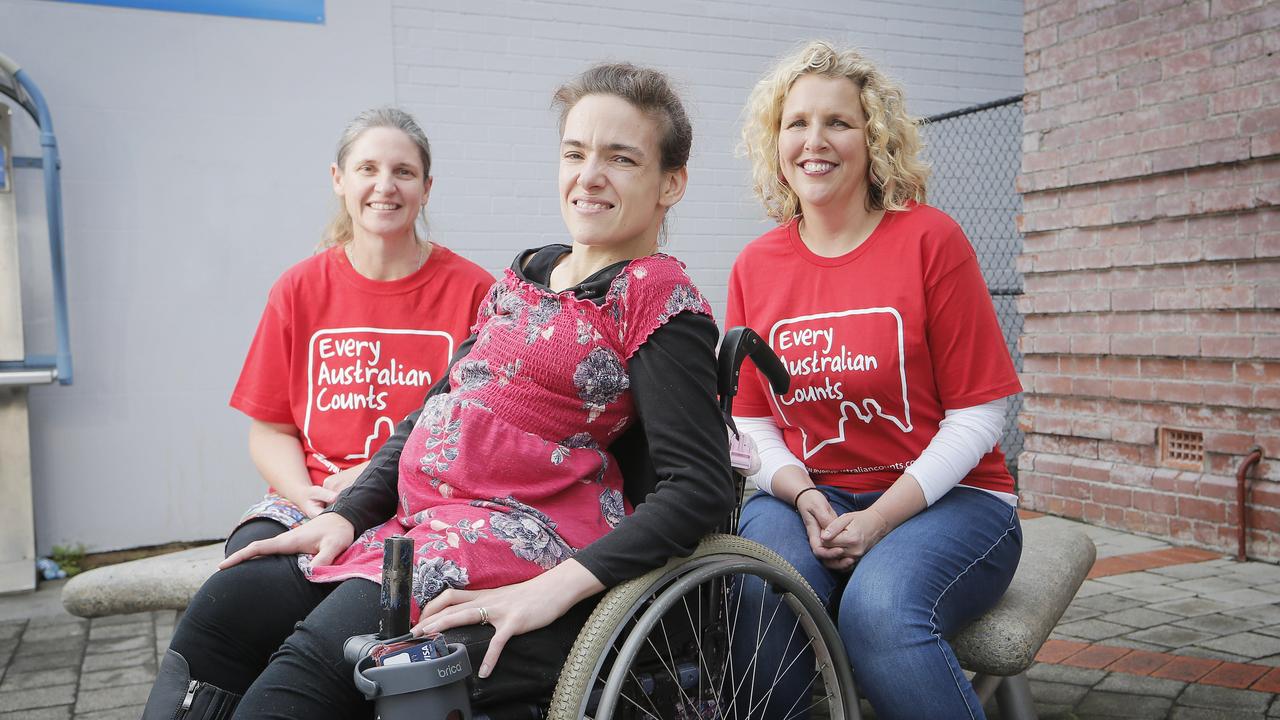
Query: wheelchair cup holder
346 632 473 720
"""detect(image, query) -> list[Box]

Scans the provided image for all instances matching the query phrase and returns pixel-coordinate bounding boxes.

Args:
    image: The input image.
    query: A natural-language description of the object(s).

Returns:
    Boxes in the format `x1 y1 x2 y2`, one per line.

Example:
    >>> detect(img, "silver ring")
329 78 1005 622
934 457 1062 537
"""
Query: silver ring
477 606 490 625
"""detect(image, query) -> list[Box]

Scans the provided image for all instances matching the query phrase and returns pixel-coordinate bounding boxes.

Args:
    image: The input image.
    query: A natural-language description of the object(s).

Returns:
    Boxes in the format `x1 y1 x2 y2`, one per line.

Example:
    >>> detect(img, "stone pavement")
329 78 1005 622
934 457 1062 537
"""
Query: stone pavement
1 514 1279 718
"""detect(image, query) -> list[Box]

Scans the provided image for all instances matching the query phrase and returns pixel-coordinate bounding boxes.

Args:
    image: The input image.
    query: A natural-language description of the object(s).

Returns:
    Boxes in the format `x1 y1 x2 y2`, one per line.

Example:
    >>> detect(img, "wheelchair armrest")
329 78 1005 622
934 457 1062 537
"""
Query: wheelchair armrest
717 327 789 418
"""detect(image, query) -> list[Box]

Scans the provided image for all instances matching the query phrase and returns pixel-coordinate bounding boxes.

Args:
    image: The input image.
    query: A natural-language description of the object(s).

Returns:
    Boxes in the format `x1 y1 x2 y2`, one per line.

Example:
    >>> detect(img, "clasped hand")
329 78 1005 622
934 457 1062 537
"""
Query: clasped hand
795 491 890 571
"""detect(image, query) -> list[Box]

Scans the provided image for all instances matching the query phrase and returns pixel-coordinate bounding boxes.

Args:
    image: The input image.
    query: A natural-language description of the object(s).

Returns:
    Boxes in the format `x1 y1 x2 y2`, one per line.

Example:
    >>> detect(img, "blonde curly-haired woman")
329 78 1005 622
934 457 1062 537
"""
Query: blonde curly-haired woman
727 40 1023 719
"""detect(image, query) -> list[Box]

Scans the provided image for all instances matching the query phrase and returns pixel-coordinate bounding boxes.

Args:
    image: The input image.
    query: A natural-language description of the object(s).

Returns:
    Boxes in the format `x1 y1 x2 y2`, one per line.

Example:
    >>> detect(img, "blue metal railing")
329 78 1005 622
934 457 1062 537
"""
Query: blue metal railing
0 51 73 386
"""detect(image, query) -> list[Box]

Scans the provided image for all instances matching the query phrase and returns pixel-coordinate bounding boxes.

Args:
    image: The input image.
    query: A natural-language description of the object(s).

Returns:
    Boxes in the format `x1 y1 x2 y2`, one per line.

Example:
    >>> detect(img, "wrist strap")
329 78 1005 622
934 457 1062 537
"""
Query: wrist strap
793 486 823 509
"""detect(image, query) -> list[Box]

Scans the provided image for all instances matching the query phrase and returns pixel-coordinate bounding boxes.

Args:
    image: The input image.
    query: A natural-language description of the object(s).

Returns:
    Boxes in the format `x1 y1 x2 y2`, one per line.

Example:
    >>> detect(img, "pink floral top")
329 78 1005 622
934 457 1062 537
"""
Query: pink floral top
303 253 713 620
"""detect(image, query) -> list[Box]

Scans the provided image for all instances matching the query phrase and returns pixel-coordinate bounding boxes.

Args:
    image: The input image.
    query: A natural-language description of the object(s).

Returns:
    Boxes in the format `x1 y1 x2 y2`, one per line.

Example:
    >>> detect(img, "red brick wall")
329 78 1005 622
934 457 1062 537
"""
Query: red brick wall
1018 0 1280 558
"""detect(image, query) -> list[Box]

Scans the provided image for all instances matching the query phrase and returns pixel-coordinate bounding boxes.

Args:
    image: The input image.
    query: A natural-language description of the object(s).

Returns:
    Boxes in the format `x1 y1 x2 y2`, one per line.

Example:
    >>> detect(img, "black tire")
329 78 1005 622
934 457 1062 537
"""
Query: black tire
548 534 857 719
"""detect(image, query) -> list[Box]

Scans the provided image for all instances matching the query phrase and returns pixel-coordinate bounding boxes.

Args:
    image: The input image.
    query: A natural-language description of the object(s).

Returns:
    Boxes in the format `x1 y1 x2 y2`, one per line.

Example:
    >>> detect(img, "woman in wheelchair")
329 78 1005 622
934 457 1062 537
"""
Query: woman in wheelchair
728 41 1024 719
142 62 736 719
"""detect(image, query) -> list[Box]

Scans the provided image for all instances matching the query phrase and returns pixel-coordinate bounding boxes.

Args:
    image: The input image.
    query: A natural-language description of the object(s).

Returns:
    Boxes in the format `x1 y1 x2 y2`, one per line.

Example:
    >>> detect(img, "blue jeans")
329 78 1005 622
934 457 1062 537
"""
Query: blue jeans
734 485 1022 720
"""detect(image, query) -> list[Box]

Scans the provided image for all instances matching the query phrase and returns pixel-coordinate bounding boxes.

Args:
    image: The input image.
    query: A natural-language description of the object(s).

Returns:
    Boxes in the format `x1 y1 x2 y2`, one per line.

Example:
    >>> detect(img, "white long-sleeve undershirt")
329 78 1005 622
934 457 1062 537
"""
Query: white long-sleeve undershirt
734 395 1017 506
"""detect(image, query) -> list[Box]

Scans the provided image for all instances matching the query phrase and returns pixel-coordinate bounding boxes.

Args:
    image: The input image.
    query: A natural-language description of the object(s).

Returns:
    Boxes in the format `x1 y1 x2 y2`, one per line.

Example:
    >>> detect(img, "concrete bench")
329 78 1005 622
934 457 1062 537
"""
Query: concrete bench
62 518 1093 719
952 517 1096 719
62 542 222 618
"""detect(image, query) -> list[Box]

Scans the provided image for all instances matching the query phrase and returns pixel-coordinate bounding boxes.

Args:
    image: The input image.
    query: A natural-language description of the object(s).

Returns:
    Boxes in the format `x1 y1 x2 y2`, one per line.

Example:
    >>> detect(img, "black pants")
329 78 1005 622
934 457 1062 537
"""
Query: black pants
179 525 595 718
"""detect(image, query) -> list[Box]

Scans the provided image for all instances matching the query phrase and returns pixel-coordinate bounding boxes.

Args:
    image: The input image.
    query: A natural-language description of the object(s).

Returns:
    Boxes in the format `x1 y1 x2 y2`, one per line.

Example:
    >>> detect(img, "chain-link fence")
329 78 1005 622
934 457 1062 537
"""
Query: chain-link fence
921 95 1025 476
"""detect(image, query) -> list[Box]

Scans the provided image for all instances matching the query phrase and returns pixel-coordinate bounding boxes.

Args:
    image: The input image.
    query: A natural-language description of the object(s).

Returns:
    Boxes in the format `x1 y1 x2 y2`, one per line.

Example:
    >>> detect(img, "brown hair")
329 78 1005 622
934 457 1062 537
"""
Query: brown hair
552 62 693 172
321 107 433 248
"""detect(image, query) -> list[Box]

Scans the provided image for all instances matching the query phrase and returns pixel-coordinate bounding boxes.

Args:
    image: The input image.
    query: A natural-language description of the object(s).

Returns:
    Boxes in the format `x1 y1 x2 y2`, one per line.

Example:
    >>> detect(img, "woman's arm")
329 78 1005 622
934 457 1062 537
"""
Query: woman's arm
819 397 1012 569
573 312 736 586
411 313 735 677
223 334 478 570
247 420 336 518
327 333 477 535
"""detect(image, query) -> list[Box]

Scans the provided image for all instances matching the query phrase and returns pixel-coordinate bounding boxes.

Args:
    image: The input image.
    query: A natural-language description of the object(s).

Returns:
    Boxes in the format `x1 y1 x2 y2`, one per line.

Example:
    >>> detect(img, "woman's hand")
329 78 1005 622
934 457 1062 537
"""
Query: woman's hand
219 512 356 570
298 485 339 518
794 489 845 564
321 461 368 497
817 507 891 570
413 559 604 679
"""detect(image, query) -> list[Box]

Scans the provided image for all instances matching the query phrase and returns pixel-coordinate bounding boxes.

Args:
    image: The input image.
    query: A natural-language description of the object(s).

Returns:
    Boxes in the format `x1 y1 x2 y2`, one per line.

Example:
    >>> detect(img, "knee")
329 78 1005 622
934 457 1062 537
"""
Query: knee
839 573 933 654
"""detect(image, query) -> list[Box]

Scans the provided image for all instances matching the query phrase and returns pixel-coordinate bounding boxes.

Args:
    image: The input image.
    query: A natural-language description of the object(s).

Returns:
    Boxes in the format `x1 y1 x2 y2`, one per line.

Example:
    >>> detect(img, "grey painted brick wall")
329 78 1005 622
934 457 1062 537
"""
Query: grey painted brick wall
1 0 1021 552
394 0 1025 311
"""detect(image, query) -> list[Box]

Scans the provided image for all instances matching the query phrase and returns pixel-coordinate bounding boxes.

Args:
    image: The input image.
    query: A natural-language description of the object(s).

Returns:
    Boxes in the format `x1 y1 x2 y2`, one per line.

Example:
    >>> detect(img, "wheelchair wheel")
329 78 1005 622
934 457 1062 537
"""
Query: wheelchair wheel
548 534 857 719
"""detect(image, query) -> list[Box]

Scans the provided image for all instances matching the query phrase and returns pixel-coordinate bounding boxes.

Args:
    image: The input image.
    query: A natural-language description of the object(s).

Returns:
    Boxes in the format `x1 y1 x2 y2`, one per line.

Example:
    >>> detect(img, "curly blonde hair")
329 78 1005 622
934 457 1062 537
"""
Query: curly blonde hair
741 41 929 223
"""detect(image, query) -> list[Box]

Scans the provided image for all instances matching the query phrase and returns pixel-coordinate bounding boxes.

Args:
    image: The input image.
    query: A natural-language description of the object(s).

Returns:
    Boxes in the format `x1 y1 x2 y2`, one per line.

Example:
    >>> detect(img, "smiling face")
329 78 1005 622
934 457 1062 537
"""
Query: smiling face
777 74 871 215
558 94 686 258
331 126 432 243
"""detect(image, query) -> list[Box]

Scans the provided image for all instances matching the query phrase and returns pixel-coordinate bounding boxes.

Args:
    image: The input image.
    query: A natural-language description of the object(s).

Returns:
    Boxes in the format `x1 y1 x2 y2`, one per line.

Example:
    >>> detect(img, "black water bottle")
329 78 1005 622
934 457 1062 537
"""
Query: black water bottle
379 535 414 639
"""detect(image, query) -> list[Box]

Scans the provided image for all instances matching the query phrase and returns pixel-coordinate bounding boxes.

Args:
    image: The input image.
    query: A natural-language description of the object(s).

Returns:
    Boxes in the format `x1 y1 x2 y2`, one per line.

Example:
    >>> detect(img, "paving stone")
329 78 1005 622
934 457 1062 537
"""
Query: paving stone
1075 690 1173 718
1093 672 1186 698
1125 625 1220 649
0 667 78 692
151 610 178 624
1027 662 1107 685
25 616 85 629
1150 597 1236 617
0 684 76 712
1073 592 1146 613
1269 695 1280 716
86 623 150 642
1214 589 1280 608
1027 679 1090 705
1256 624 1280 639
1255 654 1280 668
74 707 146 720
0 624 22 642
0 707 70 720
1106 637 1172 653
1177 683 1273 713
80 648 154 673
1056 619 1134 641
1113 585 1197 603
80 665 154 692
1094 571 1177 589
1221 562 1280 582
1059 604 1104 623
74 683 151 714
1169 708 1269 720
1103 607 1185 629
1175 613 1263 636
83 635 150 655
1178 646 1252 663
20 623 87 643
7 648 83 674
1021 704 1074 720
1171 576 1254 594
1074 580 1116 598
1150 563 1227 580
1198 632 1280 659
1226 606 1280 625
87 612 152 628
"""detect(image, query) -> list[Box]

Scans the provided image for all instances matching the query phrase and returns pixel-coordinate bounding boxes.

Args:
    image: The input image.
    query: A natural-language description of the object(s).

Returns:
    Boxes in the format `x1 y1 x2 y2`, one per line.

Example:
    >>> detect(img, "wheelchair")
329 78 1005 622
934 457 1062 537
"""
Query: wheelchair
355 327 860 720
542 327 860 719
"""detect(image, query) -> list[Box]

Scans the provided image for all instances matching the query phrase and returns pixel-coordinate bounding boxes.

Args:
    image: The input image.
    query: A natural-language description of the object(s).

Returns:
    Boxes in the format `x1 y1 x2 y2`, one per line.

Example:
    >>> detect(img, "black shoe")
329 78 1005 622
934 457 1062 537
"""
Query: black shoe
142 649 242 720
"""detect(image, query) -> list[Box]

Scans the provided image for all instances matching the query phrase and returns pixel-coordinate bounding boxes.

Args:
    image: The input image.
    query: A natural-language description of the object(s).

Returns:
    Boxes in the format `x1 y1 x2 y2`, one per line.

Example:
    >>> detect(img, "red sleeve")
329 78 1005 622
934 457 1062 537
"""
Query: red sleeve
924 227 1022 409
725 257 772 418
229 280 296 425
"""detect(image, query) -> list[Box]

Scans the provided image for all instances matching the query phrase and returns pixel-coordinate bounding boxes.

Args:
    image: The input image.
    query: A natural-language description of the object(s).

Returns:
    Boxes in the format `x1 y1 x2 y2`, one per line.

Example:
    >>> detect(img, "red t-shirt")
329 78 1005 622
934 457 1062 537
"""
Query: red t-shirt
726 204 1021 496
231 244 494 486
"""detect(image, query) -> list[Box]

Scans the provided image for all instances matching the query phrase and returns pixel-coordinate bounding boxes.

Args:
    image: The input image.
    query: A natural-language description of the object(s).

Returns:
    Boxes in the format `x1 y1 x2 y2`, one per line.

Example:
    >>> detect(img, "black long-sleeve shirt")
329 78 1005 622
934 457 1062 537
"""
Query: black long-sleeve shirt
327 246 734 587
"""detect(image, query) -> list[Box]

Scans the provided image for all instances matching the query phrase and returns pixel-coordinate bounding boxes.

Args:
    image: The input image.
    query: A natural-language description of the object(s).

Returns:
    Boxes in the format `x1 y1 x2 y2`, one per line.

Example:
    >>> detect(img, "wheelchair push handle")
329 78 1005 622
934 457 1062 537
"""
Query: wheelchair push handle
718 327 789 418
